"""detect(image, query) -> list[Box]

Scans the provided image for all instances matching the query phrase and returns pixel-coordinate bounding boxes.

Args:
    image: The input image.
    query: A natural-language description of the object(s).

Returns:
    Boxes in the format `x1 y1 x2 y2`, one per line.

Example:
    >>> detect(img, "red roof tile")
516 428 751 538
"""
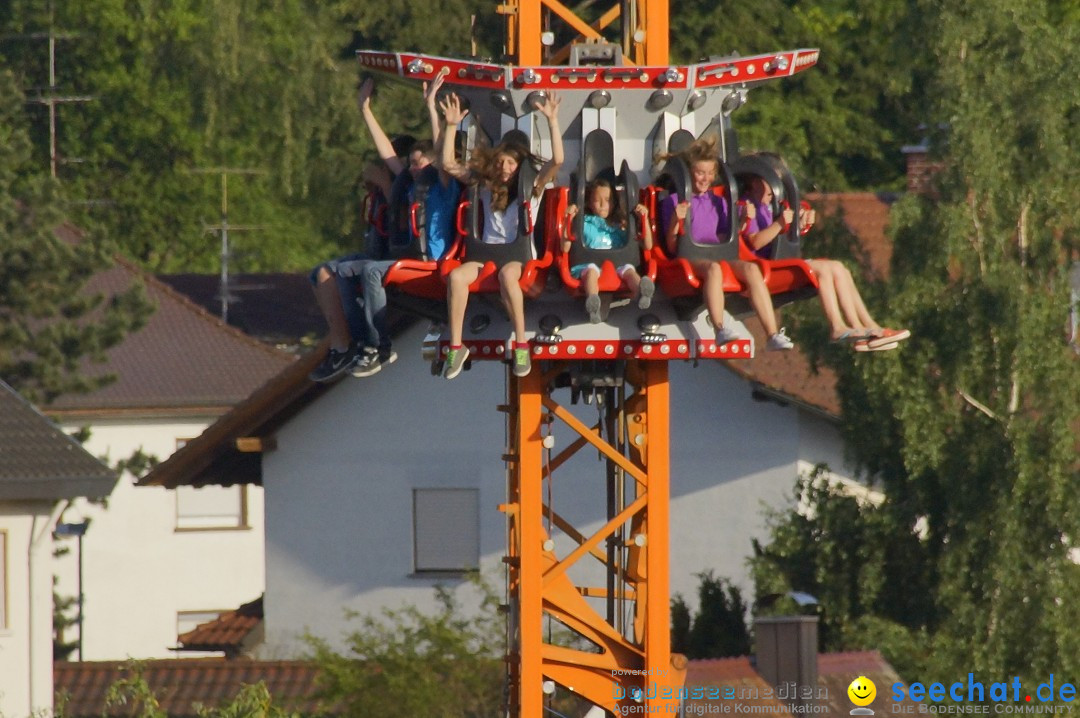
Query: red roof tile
157 273 326 347
177 597 262 655
817 651 906 716
725 319 842 417
54 659 330 717
44 251 294 416
805 192 896 278
684 651 906 718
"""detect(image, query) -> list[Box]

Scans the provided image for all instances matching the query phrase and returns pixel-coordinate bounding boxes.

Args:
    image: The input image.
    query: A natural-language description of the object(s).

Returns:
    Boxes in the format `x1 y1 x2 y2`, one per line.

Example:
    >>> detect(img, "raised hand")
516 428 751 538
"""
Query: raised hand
534 90 562 121
357 77 374 111
439 92 469 125
423 72 445 109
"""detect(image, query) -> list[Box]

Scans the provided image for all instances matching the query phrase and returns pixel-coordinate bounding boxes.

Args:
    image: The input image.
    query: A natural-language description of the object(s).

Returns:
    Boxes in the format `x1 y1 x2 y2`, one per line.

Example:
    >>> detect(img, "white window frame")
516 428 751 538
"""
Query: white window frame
175 484 249 531
412 488 480 574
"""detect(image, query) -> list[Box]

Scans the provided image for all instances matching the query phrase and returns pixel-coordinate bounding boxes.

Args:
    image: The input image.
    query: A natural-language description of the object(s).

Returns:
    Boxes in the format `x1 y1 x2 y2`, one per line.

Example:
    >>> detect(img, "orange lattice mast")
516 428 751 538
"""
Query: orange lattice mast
500 0 669 66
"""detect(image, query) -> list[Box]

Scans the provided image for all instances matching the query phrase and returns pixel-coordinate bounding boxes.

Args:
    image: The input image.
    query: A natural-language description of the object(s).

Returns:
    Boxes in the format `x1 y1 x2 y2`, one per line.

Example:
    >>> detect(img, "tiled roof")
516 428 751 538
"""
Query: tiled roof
805 192 896 278
0 380 116 500
177 596 262 655
817 650 905 714
725 319 842 417
139 340 334 488
685 651 906 718
157 273 326 347
685 656 796 716
53 659 331 717
45 232 294 415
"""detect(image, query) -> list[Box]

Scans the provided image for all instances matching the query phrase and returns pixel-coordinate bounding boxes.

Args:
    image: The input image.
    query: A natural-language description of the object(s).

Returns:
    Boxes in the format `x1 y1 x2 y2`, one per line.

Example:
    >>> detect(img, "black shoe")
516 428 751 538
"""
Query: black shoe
308 345 357 382
351 348 398 378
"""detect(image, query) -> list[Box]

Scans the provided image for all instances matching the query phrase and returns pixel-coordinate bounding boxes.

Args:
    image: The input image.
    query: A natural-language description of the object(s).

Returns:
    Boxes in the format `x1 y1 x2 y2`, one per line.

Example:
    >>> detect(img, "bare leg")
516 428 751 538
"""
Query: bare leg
693 260 726 328
805 260 852 338
447 261 483 345
731 260 779 337
622 267 641 297
831 261 881 330
583 267 601 296
313 266 352 350
498 261 526 342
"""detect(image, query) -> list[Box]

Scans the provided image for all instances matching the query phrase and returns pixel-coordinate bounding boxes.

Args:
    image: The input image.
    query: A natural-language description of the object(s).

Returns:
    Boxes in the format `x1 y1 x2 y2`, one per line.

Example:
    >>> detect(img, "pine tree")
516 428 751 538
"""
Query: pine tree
0 69 151 402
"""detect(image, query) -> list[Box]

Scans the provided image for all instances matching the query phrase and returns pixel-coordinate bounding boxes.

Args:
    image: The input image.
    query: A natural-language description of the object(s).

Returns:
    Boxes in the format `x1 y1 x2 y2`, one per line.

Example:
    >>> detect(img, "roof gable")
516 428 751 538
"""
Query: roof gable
0 381 116 499
45 253 294 415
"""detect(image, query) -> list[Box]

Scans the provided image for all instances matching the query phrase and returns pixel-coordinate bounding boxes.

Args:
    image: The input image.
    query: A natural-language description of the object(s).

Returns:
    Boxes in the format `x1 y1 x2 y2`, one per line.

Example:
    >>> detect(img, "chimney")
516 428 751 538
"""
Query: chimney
901 140 943 196
754 615 819 713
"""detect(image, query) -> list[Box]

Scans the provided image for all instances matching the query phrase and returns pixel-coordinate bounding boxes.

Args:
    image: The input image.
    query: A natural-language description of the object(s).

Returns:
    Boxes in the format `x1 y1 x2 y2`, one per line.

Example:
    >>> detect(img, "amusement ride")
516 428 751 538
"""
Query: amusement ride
356 0 819 715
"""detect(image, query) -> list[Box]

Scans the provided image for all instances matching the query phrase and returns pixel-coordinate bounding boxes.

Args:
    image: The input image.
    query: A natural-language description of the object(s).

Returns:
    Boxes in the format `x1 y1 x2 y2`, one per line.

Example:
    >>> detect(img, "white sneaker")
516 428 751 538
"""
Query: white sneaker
715 325 742 346
766 328 794 351
443 346 470 380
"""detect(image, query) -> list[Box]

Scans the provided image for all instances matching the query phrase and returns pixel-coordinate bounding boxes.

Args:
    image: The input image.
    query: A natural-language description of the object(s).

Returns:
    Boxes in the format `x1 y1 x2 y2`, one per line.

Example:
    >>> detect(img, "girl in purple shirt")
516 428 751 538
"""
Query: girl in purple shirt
664 137 793 351
744 175 910 350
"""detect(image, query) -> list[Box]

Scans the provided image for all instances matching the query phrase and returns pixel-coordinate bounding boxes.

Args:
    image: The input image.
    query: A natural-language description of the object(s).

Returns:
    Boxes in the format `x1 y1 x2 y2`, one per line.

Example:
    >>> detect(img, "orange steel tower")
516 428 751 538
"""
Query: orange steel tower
500 6 681 716
501 360 685 717
499 0 669 66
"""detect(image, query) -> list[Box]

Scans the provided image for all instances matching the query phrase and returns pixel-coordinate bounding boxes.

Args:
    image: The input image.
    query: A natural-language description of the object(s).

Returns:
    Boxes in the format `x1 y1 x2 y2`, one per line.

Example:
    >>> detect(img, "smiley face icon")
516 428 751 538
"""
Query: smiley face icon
848 676 877 707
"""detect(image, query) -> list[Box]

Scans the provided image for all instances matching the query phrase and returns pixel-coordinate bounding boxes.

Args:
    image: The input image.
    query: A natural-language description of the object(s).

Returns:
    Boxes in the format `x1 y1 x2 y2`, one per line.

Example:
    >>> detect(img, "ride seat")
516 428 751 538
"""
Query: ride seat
731 152 820 303
360 188 389 260
652 155 758 301
558 129 655 297
438 152 554 297
382 167 463 301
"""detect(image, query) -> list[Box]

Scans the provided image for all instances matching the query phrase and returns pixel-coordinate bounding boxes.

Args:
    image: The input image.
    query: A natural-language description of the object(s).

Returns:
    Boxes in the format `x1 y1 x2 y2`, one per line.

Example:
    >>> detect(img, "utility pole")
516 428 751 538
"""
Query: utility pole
189 168 266 323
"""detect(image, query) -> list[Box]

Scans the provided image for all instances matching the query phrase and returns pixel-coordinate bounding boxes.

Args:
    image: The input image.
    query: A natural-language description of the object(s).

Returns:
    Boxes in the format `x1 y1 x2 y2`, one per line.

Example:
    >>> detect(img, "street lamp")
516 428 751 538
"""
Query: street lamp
55 520 90 661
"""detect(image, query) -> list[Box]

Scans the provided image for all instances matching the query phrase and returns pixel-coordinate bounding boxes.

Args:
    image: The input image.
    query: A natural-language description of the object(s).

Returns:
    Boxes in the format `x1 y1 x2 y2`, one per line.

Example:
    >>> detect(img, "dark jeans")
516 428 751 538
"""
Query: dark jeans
310 253 373 348
360 260 394 353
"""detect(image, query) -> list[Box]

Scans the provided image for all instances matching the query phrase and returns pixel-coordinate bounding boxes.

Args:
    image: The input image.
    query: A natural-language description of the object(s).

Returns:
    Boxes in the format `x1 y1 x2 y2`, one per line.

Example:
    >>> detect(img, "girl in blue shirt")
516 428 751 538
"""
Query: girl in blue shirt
562 178 654 323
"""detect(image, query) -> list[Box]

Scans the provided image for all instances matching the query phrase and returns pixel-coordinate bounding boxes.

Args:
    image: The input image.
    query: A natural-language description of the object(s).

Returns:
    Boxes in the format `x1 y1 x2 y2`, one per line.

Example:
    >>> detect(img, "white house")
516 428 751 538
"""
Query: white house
143 312 860 658
45 252 293 661
0 381 116 718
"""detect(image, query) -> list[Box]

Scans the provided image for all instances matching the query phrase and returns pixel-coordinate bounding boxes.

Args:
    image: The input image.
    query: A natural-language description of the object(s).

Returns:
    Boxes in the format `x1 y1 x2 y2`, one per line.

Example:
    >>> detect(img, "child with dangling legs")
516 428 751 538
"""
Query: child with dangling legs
436 91 564 379
742 172 910 351
562 177 655 323
663 136 793 351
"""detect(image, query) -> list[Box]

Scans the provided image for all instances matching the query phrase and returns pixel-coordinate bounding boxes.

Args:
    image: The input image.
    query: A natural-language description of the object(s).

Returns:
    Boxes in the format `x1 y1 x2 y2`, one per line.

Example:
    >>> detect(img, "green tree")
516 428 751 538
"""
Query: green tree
669 0 933 190
758 0 1080 684
671 571 752 659
307 583 504 718
0 69 151 402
